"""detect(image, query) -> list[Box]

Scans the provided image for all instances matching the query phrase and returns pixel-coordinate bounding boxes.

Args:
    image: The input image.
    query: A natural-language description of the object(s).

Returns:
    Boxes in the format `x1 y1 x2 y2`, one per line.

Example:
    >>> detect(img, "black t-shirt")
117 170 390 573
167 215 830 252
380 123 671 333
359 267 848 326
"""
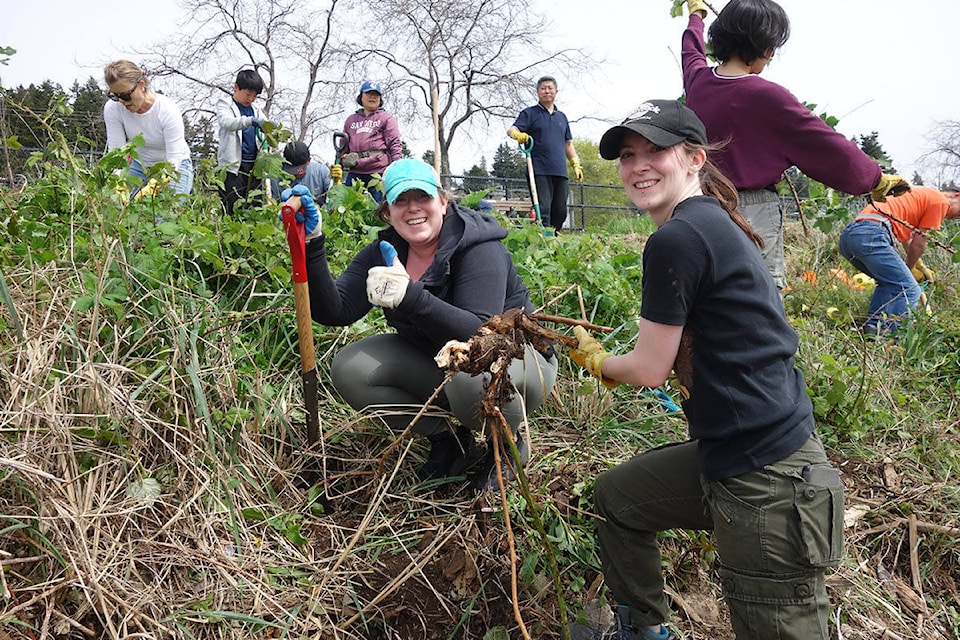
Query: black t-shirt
641 196 814 480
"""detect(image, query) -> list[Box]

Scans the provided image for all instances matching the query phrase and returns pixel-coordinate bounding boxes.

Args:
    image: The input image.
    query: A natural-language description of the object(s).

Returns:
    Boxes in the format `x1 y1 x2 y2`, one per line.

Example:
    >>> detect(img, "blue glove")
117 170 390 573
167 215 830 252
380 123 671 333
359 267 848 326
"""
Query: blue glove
280 185 321 240
380 240 398 266
251 117 265 128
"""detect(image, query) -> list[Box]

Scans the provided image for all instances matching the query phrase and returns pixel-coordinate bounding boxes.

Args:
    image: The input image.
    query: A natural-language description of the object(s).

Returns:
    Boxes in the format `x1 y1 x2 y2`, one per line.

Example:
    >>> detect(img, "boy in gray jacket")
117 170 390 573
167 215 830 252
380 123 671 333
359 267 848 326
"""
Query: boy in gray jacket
217 70 270 215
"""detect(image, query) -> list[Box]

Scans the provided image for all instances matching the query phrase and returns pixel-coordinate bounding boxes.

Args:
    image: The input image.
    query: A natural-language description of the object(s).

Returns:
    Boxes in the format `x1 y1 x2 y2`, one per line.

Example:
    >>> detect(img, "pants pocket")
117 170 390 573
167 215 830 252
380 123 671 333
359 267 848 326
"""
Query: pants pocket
794 465 845 567
704 478 763 570
718 564 831 640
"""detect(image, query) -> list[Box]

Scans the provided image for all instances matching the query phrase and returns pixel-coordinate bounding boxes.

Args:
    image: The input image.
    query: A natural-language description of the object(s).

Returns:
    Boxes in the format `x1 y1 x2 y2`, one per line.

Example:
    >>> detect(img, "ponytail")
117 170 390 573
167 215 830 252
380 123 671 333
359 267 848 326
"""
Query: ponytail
681 141 764 249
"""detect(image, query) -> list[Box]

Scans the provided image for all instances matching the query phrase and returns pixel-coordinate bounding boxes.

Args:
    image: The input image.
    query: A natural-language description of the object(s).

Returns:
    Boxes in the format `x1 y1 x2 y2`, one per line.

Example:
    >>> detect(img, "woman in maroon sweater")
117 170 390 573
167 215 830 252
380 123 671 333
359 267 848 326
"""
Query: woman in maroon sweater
680 0 908 289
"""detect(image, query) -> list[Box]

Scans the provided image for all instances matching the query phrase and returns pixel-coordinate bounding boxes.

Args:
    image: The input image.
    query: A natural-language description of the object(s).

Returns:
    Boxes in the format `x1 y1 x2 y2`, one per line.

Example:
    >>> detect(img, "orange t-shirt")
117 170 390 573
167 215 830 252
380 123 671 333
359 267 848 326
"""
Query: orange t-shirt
858 186 949 243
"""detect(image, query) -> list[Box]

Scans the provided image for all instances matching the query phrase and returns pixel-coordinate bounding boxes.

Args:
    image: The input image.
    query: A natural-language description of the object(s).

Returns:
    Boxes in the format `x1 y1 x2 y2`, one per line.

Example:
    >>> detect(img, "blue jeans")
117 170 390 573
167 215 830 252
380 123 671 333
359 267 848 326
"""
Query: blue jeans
129 157 194 196
838 219 920 332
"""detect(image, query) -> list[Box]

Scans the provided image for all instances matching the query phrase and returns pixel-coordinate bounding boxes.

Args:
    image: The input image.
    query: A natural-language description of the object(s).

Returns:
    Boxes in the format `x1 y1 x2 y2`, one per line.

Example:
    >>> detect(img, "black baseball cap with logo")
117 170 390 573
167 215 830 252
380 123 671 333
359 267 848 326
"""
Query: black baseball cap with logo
282 142 311 176
599 100 708 160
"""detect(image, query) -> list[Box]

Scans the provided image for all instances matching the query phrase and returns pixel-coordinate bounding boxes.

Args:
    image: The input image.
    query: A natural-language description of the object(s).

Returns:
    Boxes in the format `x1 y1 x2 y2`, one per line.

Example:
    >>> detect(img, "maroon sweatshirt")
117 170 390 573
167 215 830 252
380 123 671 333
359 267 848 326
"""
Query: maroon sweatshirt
342 107 403 175
682 14 880 193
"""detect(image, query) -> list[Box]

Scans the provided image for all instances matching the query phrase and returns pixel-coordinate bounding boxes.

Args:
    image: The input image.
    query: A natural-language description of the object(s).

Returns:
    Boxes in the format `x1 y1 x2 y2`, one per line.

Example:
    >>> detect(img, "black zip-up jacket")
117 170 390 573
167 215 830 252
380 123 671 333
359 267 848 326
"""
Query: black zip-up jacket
305 203 535 356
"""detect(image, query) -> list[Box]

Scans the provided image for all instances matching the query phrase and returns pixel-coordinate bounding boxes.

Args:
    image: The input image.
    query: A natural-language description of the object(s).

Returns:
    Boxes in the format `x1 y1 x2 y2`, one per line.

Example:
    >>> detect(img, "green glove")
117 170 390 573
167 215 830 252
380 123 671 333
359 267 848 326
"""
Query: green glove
686 0 707 17
570 326 619 388
871 173 911 202
509 129 530 145
571 158 584 182
911 259 936 283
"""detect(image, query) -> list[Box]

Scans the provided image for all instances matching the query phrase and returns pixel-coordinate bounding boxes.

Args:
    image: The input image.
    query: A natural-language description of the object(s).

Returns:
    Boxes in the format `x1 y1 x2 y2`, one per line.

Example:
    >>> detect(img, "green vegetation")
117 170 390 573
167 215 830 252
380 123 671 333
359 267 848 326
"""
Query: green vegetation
2 95 960 640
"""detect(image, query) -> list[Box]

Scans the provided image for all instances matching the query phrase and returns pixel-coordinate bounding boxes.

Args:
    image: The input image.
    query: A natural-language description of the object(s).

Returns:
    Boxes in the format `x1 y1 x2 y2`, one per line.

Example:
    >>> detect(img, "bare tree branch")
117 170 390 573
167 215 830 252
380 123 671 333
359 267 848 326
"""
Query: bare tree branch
348 0 596 173
919 120 960 188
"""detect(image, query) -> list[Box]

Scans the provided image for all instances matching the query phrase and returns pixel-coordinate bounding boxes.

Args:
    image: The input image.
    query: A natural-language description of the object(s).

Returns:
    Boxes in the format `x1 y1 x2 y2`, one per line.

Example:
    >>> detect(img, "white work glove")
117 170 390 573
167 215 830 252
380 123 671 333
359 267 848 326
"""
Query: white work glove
366 241 410 309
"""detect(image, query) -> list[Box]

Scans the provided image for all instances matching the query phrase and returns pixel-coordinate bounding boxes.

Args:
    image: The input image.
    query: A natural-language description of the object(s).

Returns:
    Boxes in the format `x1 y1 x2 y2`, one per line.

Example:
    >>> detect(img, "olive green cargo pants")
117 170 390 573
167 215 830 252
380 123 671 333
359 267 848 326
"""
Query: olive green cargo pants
593 434 844 639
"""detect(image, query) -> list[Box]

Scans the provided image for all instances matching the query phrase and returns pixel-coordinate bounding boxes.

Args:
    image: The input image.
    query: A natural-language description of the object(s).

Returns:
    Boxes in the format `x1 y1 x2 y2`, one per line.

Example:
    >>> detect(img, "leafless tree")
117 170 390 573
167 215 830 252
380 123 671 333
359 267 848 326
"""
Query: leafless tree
352 0 593 174
919 120 960 188
137 0 350 147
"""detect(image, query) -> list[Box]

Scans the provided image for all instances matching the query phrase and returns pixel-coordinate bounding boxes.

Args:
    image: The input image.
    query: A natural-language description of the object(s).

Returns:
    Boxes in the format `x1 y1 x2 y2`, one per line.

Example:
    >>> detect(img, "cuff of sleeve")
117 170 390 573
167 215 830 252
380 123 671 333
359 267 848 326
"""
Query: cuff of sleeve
395 281 424 314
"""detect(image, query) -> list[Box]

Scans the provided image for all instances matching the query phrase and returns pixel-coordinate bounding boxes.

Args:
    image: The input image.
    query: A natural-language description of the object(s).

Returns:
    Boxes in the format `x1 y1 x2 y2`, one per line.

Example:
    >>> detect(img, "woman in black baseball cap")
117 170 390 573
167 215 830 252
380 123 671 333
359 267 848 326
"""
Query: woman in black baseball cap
569 100 841 640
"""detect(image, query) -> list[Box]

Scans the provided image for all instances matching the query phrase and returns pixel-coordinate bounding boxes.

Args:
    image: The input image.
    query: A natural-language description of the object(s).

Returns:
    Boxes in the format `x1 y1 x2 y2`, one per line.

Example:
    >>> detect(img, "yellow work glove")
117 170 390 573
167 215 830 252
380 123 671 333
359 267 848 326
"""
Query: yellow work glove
571 158 584 182
570 326 619 388
686 0 707 17
509 129 530 145
329 163 343 184
139 177 169 198
911 259 936 283
871 173 910 202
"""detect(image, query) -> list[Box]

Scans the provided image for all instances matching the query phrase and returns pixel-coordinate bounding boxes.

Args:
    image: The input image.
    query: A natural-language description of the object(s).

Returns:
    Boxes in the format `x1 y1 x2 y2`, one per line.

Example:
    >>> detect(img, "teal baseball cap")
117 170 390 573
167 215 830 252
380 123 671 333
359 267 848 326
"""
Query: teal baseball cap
383 159 440 204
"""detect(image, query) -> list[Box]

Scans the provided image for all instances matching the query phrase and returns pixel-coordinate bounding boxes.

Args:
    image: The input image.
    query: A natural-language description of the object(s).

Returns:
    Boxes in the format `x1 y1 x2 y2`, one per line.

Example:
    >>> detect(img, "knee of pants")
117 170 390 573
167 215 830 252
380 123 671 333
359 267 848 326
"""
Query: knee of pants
593 468 616 515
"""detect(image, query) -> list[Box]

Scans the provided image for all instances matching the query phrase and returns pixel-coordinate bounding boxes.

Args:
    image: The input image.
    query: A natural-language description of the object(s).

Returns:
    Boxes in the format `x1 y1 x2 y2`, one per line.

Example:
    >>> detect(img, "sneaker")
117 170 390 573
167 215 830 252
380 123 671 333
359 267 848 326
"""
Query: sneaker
472 435 529 492
569 606 676 640
417 425 474 481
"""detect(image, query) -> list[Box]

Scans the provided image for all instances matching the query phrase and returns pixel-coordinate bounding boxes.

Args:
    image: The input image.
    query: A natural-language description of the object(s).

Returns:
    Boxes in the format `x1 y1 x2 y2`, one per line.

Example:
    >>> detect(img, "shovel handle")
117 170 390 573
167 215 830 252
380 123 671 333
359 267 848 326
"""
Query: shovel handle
281 196 307 282
332 132 349 186
280 194 320 444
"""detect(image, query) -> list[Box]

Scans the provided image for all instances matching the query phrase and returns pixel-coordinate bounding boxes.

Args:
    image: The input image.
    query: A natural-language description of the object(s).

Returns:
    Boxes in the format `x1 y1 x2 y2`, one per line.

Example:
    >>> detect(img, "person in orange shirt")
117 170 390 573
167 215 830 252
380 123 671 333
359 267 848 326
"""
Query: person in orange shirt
839 187 960 336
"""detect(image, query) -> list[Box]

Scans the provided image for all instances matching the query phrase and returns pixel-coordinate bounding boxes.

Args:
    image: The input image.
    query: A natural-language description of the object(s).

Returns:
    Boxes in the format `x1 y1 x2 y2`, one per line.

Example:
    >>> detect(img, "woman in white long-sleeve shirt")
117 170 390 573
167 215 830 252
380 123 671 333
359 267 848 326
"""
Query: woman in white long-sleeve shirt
103 60 193 195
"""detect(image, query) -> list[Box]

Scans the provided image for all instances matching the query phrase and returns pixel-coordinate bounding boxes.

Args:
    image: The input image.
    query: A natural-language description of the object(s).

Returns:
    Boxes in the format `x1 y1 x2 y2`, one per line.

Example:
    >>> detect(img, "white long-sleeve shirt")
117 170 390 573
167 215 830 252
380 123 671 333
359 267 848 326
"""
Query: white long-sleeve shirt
104 94 191 169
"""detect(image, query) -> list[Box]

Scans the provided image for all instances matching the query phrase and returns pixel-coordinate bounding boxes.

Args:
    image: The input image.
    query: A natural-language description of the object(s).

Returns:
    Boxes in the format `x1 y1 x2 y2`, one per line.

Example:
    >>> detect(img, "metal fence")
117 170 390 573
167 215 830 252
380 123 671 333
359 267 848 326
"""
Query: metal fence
441 173 641 230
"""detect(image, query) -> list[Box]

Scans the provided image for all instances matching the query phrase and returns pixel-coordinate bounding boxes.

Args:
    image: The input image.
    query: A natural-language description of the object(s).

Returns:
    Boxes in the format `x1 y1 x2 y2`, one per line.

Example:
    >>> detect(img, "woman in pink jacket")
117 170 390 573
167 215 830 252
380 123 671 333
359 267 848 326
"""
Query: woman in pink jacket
342 81 404 202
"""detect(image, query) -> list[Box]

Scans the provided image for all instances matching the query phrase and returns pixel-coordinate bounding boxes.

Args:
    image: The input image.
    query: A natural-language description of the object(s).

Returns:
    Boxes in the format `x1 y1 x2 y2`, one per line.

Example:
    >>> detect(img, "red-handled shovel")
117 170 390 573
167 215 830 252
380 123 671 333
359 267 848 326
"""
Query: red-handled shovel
280 194 320 448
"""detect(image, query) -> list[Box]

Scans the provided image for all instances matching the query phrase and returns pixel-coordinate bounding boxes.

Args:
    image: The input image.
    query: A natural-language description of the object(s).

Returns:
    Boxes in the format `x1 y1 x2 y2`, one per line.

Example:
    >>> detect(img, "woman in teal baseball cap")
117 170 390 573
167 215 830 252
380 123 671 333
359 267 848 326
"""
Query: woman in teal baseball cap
299 158 557 490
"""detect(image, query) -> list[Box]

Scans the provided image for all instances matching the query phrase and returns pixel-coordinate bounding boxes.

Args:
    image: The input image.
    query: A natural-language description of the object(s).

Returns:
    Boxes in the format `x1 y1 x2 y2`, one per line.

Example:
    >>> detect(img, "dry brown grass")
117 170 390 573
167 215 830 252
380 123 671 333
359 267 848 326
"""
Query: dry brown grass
2 222 960 639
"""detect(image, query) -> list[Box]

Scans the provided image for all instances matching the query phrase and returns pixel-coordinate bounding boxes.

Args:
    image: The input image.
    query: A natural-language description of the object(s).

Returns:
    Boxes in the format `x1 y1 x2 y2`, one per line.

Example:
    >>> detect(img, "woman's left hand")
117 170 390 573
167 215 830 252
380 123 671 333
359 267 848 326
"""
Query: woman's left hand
366 241 410 308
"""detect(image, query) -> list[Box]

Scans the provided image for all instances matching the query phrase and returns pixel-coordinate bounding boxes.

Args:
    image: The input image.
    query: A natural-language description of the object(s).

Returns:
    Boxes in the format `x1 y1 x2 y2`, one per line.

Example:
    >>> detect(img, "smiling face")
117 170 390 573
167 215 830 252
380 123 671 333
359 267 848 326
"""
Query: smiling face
386 189 449 249
617 132 705 225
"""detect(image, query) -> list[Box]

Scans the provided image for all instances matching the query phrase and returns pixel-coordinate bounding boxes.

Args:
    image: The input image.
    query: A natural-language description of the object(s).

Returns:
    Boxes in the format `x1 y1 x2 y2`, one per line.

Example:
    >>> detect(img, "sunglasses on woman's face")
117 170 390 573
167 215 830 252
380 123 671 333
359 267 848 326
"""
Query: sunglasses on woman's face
108 76 144 102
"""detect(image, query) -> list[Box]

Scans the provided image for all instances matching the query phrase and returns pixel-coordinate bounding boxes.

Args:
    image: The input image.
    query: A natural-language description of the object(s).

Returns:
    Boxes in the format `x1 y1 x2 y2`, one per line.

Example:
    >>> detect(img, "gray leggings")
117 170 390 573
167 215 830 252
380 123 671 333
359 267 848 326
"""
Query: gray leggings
330 333 558 437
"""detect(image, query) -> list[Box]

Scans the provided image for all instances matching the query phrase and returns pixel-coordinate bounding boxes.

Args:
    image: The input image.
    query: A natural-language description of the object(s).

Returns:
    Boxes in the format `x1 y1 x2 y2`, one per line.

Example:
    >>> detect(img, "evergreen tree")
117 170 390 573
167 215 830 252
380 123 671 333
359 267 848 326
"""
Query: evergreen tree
185 115 217 159
491 143 525 180
68 77 107 158
463 156 491 193
856 131 895 172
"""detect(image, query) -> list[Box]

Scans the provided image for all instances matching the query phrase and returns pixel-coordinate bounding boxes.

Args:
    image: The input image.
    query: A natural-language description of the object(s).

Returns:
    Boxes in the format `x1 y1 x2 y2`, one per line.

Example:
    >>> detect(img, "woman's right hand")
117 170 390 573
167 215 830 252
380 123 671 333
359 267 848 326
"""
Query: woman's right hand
281 185 322 243
570 326 619 388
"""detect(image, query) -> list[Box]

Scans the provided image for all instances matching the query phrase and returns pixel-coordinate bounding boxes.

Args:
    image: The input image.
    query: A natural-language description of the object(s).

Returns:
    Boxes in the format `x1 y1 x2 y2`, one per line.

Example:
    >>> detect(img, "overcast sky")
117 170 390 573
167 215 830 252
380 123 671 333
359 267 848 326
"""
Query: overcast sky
3 0 957 182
